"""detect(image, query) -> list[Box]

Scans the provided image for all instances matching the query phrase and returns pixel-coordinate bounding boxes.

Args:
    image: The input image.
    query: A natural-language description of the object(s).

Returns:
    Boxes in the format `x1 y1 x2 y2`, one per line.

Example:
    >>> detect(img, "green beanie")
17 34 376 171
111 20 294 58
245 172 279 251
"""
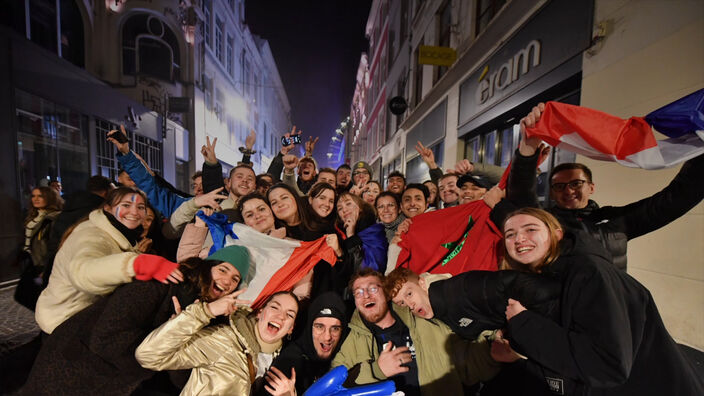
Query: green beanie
207 246 250 280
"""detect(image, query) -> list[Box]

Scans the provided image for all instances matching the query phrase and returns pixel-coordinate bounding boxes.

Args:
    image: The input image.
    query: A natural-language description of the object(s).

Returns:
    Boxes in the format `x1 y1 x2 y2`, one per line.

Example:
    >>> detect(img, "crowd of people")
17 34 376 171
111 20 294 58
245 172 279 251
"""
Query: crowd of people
10 104 704 396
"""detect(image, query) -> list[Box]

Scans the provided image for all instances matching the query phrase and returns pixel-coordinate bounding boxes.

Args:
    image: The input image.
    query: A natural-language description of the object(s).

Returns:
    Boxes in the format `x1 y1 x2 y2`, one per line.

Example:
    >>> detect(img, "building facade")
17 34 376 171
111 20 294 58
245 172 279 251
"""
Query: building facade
349 0 704 349
0 0 291 284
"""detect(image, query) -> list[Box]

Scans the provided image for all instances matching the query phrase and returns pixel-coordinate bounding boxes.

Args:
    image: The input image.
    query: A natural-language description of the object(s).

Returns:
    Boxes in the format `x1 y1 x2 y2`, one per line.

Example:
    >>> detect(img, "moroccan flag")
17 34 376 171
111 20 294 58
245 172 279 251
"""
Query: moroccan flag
396 201 503 275
222 223 337 309
526 89 704 169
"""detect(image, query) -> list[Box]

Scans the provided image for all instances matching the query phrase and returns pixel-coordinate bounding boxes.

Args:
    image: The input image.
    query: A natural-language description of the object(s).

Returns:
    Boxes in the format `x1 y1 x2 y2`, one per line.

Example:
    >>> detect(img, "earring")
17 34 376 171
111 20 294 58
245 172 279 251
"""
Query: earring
286 333 292 341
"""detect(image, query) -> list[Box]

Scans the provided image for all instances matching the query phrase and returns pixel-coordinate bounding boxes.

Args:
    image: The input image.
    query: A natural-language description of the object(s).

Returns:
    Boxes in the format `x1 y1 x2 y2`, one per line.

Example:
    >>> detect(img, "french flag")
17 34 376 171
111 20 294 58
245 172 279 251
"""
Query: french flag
526 89 704 169
224 223 337 309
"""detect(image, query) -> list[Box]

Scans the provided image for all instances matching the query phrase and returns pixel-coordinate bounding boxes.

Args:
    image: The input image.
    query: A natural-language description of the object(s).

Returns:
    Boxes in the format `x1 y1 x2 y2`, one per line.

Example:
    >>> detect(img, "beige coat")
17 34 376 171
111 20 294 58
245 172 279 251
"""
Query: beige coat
136 304 277 396
35 209 138 334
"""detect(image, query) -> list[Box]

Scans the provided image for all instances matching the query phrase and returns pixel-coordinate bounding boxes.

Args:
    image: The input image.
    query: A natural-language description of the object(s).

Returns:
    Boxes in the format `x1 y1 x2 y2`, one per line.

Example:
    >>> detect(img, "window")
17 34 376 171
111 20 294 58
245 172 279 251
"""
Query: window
476 0 507 36
244 60 251 98
227 36 234 76
405 142 443 183
215 88 224 122
202 0 212 47
238 49 246 93
435 1 451 82
122 14 181 81
215 18 224 62
413 43 424 106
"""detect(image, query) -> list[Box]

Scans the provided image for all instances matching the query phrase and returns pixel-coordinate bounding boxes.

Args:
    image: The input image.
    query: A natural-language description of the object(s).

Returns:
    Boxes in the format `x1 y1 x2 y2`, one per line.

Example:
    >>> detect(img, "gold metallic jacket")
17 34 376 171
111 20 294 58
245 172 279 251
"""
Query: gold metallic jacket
136 303 278 395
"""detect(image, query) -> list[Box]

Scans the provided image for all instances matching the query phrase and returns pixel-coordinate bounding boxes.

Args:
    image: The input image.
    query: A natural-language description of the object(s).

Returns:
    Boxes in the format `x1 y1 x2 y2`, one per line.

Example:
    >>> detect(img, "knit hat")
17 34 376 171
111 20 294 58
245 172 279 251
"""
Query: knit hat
308 291 347 325
353 161 373 177
206 246 251 280
456 173 492 190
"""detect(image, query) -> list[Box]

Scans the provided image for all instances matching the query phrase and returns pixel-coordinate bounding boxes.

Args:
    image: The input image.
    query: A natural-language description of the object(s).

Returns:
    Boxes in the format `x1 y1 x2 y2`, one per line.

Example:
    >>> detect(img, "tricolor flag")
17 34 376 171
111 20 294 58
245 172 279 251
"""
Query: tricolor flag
396 201 503 275
223 223 337 309
526 89 704 169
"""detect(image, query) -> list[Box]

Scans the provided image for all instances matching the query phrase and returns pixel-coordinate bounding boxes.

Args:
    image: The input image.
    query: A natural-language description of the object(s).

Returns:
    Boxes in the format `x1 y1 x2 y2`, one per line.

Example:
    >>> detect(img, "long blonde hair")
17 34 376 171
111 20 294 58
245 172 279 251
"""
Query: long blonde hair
500 207 563 273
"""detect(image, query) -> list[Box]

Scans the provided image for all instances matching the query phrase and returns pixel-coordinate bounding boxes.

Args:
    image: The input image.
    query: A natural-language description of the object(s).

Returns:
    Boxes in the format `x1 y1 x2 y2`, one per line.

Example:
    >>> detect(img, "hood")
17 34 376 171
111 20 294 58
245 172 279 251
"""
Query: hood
293 292 348 362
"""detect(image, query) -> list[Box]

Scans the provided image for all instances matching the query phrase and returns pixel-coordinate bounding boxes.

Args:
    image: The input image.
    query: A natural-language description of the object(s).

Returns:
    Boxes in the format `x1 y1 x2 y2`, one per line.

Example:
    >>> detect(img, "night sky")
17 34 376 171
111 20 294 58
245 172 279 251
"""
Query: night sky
245 0 372 164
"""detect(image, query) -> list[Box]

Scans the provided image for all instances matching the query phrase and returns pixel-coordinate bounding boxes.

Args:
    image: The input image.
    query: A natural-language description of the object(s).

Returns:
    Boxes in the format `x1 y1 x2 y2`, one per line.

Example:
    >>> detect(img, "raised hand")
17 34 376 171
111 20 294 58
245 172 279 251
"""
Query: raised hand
518 103 545 156
378 342 411 377
451 159 474 175
201 136 218 165
482 186 505 209
264 366 296 396
195 207 214 228
206 289 251 316
245 129 256 150
107 124 130 154
194 186 228 210
305 136 319 156
283 154 299 172
281 126 301 156
415 141 437 169
343 210 359 237
349 181 366 197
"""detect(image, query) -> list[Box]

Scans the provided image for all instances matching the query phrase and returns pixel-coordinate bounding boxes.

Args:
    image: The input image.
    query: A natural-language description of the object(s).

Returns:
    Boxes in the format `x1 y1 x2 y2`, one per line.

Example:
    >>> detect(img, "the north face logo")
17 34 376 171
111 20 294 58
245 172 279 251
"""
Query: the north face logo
458 317 473 327
546 377 564 395
319 308 332 315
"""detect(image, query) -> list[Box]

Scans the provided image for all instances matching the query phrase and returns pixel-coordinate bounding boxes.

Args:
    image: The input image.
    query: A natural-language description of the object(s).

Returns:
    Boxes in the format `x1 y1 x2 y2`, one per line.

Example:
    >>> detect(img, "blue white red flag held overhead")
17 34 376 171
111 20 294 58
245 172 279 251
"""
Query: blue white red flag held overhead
526 88 704 169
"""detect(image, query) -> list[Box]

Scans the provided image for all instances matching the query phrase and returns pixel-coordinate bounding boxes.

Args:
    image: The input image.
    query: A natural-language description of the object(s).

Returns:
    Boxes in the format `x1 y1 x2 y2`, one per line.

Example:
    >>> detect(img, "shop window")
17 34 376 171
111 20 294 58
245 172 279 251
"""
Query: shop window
483 131 497 165
15 89 90 202
406 142 443 183
382 155 403 189
122 14 181 81
465 136 481 163
476 0 507 36
174 159 190 193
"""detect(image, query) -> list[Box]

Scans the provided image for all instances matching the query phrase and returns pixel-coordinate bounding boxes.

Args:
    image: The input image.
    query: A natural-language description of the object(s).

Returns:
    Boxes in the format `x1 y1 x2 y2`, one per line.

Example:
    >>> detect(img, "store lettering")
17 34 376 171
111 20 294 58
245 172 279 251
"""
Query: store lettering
476 40 541 104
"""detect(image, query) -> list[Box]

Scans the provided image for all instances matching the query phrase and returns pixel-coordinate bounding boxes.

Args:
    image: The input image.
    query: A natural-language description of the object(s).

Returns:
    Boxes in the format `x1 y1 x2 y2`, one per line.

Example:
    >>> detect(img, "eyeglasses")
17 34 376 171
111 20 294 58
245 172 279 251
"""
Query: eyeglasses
376 203 397 211
312 323 343 336
353 170 370 176
353 285 381 299
550 179 588 192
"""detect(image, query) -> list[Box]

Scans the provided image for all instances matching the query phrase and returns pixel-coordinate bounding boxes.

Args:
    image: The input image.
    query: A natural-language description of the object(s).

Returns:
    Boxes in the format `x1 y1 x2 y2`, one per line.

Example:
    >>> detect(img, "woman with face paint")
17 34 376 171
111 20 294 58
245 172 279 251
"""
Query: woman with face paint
35 187 183 335
21 246 250 396
495 207 703 395
136 291 300 396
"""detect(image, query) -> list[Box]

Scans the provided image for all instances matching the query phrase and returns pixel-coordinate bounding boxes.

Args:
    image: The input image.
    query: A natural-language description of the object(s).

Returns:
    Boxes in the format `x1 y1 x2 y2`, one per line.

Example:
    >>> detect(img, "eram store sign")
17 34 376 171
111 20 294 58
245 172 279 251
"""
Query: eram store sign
476 39 541 105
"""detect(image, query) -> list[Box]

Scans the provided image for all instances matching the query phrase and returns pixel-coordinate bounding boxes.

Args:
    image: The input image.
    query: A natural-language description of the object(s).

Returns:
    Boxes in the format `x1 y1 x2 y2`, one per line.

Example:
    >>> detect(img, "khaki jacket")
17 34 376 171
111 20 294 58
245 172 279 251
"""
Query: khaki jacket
136 304 277 396
35 209 138 334
332 304 499 395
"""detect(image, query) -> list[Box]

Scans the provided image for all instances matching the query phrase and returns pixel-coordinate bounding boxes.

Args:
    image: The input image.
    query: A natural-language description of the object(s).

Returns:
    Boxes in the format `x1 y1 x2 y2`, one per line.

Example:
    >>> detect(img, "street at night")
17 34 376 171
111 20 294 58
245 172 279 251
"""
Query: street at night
1 0 703 394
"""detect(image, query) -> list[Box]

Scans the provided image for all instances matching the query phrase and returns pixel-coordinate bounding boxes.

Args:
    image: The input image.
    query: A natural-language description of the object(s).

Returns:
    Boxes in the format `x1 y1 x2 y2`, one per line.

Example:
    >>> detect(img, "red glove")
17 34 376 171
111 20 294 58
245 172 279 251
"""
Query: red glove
133 254 179 282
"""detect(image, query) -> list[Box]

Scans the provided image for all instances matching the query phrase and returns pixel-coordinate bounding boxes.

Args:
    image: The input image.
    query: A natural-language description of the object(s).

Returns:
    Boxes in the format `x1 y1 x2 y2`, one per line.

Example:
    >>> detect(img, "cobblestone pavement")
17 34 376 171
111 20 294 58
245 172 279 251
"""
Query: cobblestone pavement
0 287 39 357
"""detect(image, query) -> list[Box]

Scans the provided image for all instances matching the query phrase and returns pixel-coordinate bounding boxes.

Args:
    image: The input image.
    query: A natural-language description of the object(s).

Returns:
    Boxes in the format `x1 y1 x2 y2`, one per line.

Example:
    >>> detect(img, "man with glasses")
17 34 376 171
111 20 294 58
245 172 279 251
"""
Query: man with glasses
332 269 499 395
508 103 704 271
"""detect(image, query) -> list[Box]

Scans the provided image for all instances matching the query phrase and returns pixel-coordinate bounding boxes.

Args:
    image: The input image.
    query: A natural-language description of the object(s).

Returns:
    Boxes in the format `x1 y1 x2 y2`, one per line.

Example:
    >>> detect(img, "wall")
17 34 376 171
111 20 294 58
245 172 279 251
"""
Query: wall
580 0 704 349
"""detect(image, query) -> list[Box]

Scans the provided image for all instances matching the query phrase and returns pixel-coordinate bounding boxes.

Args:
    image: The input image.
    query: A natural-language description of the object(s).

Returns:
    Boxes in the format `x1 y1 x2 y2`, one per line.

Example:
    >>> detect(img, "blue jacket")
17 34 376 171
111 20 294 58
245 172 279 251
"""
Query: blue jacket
117 151 189 218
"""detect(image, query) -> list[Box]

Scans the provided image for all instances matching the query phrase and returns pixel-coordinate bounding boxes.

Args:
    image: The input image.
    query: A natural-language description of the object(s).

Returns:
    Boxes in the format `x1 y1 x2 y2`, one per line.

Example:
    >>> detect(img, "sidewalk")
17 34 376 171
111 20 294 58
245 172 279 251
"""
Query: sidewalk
0 287 39 357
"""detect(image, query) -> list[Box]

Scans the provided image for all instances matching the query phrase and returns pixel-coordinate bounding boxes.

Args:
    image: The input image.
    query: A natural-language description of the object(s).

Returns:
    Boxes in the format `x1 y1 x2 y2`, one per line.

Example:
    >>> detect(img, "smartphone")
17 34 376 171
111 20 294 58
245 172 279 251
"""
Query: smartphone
108 129 129 144
281 134 302 146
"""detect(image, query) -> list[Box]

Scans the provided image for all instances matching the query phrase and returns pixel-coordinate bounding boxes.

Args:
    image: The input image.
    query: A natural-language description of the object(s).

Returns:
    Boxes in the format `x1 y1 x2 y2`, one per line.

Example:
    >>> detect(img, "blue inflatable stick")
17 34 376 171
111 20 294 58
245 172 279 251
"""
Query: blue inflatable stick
304 365 396 396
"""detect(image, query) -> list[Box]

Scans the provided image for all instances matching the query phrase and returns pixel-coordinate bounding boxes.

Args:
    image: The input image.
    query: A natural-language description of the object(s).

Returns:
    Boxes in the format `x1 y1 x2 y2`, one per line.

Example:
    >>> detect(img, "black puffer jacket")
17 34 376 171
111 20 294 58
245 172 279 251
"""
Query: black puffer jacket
428 270 561 341
20 281 197 396
506 231 703 395
507 150 704 270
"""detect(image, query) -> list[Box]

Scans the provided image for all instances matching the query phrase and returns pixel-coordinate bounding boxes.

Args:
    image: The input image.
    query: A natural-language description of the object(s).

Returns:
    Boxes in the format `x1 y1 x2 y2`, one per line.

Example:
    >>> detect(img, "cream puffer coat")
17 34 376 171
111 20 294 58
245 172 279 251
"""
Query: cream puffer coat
35 209 139 334
136 303 278 396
